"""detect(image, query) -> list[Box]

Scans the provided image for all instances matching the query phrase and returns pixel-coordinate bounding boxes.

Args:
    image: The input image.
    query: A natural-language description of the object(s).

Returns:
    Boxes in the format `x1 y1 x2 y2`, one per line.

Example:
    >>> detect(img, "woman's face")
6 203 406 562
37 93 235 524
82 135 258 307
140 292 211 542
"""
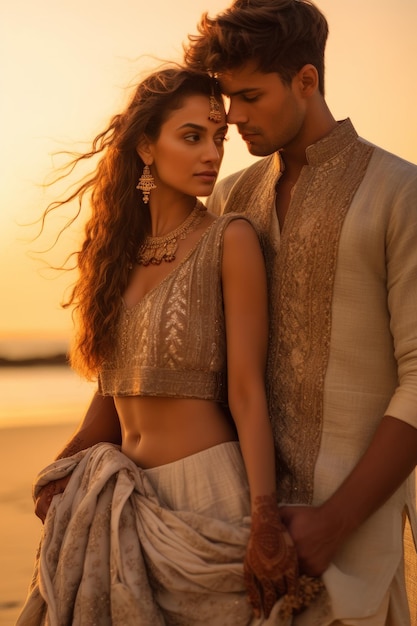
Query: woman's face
145 94 228 199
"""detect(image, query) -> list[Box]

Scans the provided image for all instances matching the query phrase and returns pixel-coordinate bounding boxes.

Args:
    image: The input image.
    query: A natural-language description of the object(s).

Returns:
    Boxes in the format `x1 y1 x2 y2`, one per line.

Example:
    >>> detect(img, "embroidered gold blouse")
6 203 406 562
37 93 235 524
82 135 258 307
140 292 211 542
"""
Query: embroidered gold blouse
99 214 246 402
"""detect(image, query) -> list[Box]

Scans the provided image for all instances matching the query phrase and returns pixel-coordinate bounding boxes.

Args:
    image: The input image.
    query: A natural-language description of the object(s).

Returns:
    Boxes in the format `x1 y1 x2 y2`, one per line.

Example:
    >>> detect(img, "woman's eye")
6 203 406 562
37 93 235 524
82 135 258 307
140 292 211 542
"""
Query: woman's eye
185 134 200 143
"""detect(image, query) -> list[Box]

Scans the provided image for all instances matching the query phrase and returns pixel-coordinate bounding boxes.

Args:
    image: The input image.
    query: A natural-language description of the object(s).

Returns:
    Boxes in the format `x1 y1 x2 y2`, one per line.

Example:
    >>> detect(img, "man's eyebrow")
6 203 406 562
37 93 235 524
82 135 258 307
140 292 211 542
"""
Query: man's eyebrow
221 87 260 97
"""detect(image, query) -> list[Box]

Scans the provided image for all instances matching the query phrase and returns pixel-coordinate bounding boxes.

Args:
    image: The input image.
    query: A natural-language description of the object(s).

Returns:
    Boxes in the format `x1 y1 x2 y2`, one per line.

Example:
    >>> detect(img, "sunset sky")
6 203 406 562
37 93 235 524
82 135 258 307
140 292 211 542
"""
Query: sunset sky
1 0 416 340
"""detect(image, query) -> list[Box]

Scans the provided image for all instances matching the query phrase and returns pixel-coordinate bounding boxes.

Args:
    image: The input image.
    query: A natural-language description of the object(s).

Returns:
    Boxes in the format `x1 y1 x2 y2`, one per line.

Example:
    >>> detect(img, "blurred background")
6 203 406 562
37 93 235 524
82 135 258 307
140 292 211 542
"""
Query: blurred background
0 1 416 623
1 0 417 429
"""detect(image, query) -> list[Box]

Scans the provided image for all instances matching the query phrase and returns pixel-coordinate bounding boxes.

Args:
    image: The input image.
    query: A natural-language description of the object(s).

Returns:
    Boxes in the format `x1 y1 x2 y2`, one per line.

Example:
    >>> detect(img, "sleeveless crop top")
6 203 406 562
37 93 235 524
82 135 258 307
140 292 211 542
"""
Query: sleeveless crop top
98 213 249 403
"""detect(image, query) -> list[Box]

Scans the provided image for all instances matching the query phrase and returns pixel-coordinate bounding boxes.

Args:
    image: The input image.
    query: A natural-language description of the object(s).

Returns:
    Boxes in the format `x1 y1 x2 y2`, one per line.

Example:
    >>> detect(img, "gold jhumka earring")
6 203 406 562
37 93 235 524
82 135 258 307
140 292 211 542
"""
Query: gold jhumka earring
136 164 157 204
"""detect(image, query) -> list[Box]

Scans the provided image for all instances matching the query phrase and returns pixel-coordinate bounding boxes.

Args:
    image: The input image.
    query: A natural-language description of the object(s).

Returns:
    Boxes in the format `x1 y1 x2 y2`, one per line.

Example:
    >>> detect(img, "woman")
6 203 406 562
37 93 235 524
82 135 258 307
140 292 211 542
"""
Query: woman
17 66 312 625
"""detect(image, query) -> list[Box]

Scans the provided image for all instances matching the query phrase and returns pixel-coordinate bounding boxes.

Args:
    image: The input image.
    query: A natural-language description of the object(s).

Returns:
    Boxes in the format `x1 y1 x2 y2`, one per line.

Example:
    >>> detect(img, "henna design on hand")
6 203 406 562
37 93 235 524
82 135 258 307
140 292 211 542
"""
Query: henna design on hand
244 493 299 618
34 476 71 523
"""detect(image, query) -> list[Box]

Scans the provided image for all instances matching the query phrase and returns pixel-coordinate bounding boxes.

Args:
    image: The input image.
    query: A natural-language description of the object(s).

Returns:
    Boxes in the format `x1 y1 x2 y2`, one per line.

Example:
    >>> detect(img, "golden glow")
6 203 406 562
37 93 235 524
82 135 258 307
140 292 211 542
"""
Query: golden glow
1 0 416 338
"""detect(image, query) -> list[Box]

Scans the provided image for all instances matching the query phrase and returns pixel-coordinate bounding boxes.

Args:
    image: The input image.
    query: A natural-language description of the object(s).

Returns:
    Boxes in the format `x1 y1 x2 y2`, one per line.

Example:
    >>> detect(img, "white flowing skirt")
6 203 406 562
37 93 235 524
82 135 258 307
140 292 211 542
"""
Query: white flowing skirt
17 441 291 626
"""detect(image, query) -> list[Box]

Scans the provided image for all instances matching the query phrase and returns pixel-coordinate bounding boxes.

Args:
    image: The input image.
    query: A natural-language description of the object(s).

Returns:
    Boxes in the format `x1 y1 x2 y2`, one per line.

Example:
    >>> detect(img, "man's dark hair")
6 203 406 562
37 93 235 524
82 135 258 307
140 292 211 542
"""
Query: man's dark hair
185 0 329 95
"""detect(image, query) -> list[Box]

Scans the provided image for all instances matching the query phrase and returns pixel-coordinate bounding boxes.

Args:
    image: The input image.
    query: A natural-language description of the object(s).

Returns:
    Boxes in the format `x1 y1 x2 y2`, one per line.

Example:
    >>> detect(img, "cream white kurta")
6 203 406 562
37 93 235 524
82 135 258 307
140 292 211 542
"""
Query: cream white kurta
207 119 417 625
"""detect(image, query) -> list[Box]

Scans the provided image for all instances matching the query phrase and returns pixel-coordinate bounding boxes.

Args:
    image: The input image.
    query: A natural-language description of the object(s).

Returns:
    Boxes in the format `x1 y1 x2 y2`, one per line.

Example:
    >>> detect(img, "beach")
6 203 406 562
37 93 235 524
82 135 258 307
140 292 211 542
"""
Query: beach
0 422 77 625
0 350 95 624
1 423 416 625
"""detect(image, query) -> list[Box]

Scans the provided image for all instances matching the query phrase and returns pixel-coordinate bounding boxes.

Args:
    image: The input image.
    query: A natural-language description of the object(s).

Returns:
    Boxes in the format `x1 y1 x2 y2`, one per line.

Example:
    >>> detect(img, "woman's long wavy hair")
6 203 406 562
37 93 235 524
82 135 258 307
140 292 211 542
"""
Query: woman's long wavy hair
44 65 222 380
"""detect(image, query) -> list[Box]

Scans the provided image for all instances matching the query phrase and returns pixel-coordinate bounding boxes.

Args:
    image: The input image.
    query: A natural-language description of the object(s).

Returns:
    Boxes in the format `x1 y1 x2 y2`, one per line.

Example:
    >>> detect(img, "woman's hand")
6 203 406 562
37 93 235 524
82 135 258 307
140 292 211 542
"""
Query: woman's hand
34 475 72 523
244 493 299 618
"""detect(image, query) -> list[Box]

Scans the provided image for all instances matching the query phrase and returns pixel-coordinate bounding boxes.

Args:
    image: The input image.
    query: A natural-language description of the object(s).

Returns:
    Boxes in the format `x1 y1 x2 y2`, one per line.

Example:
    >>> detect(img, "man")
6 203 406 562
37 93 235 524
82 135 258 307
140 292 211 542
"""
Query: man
184 0 417 624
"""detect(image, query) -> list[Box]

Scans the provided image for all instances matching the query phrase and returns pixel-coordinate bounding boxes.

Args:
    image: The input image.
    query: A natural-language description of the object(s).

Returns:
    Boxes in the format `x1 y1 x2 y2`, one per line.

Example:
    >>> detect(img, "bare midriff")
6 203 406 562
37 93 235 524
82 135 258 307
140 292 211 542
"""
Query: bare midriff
114 396 237 468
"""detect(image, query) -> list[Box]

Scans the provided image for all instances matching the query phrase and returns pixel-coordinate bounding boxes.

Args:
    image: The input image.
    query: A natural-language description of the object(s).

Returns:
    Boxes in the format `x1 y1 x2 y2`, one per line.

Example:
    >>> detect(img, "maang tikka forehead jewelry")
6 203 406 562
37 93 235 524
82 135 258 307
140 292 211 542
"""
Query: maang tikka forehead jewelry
208 78 222 123
136 164 157 204
208 96 222 123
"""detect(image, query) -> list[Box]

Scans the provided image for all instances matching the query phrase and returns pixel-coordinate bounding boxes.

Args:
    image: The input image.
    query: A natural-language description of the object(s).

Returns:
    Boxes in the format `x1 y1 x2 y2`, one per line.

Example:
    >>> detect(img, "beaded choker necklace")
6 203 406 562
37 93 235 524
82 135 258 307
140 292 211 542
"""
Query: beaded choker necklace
136 202 207 266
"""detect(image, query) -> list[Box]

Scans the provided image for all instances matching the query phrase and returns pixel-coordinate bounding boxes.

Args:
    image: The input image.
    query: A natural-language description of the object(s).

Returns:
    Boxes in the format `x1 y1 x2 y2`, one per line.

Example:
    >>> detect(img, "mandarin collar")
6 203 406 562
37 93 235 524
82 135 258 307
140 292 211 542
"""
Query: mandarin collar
305 118 358 166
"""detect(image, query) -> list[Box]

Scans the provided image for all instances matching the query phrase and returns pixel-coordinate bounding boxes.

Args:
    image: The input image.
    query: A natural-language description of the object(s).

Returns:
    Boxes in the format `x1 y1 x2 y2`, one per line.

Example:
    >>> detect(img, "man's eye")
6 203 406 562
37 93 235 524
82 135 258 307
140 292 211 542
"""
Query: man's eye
215 135 228 145
243 95 259 102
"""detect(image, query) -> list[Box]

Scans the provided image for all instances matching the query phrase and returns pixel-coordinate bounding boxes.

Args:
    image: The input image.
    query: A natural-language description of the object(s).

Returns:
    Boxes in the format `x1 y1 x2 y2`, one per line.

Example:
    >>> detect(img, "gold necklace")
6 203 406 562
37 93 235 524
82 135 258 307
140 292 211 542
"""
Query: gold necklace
136 201 207 266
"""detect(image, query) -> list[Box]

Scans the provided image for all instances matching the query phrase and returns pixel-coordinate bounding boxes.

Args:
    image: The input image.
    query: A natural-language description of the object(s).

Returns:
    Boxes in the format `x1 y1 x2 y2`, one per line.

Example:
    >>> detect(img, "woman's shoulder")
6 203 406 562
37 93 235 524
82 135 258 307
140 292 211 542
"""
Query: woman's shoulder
216 212 258 241
204 213 260 252
208 211 255 231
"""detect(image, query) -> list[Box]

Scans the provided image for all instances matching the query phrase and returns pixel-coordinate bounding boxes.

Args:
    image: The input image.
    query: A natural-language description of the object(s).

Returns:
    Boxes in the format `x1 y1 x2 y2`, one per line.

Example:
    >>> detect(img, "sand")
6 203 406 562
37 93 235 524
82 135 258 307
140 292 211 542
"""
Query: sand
0 422 77 626
2 423 417 626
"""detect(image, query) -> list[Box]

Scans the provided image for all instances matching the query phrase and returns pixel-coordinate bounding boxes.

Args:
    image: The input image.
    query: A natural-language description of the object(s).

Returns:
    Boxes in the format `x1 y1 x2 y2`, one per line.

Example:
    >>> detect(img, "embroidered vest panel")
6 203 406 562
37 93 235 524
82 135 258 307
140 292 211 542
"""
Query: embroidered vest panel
99 214 244 402
222 121 375 503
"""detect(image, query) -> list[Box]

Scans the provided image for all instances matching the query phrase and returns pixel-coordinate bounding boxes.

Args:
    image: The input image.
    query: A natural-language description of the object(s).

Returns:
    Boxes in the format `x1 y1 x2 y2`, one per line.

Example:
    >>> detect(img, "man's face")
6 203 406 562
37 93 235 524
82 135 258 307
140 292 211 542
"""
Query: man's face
219 62 305 157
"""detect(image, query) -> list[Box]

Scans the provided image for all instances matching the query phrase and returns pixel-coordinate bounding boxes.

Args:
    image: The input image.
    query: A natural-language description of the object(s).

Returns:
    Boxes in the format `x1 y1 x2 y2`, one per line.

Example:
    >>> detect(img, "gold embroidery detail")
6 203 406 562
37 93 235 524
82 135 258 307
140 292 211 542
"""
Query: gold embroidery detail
223 122 374 503
99 215 246 402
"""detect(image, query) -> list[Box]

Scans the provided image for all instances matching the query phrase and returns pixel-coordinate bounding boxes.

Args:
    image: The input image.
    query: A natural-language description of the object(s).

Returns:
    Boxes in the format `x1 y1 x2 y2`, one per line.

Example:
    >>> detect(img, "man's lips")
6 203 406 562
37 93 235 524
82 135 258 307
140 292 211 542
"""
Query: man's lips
240 131 258 141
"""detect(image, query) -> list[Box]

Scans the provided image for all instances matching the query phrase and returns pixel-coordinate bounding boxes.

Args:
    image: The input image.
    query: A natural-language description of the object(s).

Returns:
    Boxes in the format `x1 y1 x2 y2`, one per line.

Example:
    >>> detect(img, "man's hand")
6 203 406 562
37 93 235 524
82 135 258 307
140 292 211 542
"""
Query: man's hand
34 475 72 523
279 504 345 577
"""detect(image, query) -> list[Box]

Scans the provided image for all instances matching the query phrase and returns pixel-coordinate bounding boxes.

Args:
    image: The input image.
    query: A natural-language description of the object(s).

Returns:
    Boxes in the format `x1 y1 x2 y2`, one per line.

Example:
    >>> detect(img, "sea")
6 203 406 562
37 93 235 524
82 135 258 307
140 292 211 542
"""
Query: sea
0 336 96 429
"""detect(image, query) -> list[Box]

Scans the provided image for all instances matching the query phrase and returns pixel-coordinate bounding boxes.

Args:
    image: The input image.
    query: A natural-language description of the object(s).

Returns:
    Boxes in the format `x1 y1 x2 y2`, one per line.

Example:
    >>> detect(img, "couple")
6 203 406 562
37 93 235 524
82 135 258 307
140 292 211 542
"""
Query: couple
18 1 417 625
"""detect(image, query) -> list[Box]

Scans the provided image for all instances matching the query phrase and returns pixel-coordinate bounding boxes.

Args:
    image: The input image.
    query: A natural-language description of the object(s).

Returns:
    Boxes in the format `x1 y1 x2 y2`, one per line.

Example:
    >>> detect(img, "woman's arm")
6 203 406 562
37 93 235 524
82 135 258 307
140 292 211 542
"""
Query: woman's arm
54 391 121 459
35 392 121 522
221 218 298 617
222 219 274 503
